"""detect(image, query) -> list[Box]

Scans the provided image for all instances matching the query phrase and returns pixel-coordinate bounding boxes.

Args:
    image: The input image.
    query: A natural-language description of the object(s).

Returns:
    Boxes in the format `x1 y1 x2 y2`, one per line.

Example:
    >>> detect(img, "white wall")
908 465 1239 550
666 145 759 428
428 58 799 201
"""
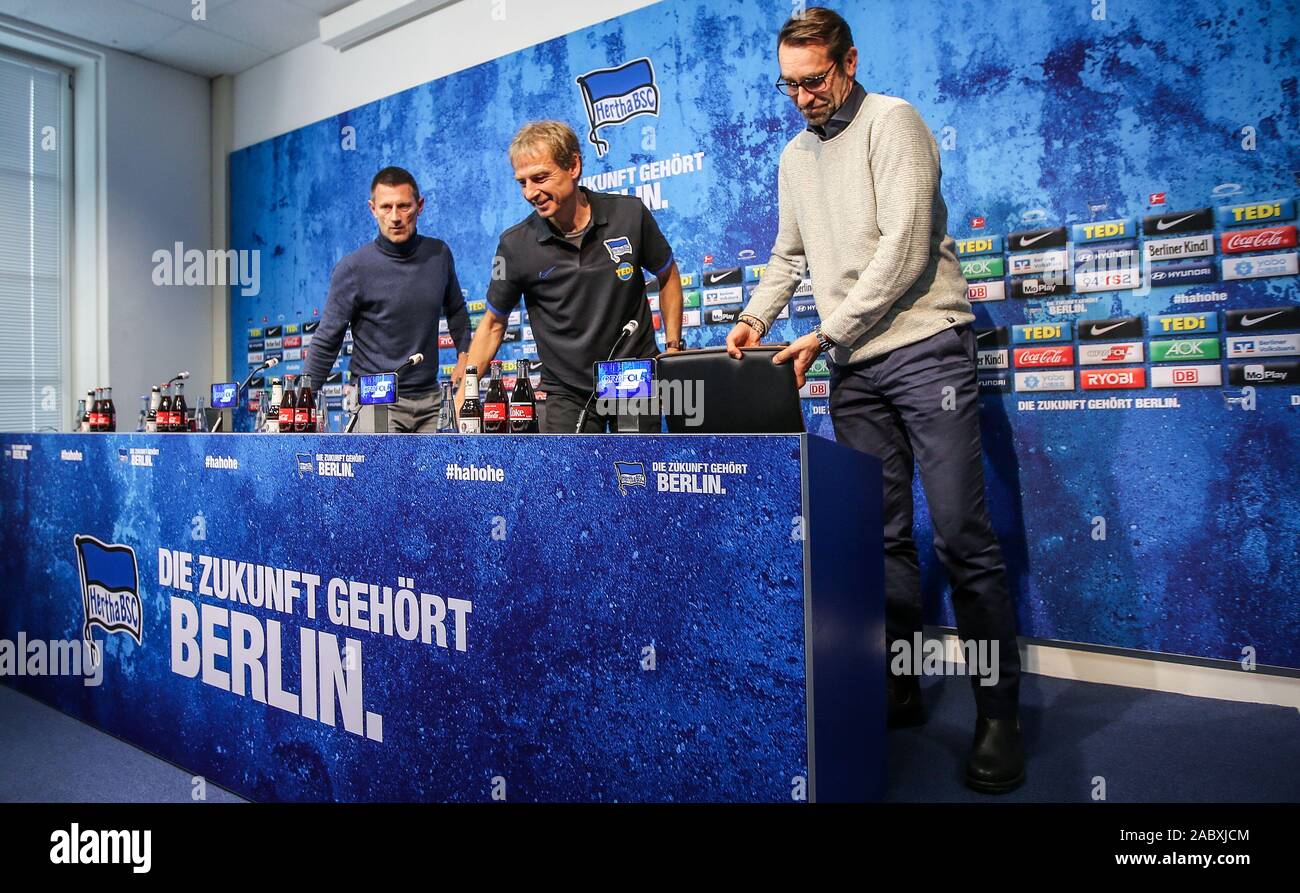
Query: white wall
231 0 663 150
103 50 212 410
0 16 212 422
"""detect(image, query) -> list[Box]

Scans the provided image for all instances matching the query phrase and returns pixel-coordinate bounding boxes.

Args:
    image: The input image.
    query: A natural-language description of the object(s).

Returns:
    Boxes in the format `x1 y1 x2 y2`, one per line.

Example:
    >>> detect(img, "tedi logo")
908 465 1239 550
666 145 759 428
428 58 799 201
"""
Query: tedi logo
576 58 660 157
73 535 143 669
50 824 151 874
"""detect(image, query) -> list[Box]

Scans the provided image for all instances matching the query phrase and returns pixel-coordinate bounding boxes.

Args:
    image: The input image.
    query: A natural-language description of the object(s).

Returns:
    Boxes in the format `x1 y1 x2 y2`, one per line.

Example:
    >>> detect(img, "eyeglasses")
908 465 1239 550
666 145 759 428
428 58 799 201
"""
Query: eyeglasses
775 65 837 97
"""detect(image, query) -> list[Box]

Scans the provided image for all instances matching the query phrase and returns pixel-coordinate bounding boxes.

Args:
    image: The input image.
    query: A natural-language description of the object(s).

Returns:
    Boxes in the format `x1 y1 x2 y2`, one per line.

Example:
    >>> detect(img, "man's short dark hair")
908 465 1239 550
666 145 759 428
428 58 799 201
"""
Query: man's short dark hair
778 6 855 68
371 166 420 198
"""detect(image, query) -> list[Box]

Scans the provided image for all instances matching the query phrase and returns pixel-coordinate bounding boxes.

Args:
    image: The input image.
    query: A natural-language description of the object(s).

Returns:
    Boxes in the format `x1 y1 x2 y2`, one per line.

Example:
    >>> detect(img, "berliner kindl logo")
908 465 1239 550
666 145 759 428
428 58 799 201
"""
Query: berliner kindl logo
576 58 660 157
73 535 143 668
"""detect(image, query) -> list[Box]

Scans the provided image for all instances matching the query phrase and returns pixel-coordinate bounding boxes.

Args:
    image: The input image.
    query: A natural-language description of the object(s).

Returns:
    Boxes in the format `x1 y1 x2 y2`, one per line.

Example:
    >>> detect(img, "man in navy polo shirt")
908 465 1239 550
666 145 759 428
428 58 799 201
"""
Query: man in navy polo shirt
460 121 684 433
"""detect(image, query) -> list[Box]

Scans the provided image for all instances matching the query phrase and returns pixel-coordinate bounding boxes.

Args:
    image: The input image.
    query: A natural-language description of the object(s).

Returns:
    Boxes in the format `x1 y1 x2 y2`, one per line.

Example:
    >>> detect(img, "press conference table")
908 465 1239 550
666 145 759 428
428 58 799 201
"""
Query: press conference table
0 432 883 802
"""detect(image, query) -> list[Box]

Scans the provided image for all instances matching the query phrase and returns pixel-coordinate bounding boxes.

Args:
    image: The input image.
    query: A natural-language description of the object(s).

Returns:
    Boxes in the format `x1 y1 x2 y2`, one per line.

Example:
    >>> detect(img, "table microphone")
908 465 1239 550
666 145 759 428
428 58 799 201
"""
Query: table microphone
575 320 639 434
215 357 280 432
345 354 425 434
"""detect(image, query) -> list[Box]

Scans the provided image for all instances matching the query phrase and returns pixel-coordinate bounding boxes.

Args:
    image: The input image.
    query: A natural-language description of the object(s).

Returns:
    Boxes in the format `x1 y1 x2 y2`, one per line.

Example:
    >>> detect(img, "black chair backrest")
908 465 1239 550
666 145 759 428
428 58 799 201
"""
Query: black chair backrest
654 346 805 434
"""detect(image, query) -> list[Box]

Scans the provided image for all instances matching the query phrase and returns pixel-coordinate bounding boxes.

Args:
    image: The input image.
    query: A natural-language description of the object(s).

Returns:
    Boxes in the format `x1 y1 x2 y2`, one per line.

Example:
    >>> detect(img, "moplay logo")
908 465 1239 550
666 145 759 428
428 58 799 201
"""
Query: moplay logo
1080 367 1146 390
1229 362 1300 386
1149 338 1220 362
1010 275 1070 298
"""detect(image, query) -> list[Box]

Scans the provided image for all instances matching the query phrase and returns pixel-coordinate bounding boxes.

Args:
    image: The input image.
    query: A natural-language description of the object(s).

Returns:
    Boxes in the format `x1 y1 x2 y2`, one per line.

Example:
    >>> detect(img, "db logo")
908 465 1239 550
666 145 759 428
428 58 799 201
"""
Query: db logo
970 285 989 299
1174 369 1200 384
800 380 829 399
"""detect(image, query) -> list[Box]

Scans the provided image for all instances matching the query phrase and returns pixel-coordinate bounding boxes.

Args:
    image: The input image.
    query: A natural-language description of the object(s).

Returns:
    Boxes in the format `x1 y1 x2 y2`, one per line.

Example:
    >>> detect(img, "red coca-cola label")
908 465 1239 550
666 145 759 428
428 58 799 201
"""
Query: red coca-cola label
278 407 294 426
508 403 535 420
1221 225 1297 254
295 408 309 426
483 403 507 422
90 411 103 428
1013 346 1075 368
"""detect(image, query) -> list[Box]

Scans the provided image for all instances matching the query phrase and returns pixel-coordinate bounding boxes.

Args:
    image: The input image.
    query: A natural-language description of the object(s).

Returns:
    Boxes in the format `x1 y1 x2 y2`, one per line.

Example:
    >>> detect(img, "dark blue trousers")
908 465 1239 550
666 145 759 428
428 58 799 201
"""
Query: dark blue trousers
829 323 1020 719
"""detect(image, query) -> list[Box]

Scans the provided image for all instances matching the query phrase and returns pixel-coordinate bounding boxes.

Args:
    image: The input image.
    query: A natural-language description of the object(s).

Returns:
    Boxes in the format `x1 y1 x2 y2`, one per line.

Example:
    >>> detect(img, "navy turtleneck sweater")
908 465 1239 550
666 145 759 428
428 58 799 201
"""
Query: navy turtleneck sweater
304 230 471 396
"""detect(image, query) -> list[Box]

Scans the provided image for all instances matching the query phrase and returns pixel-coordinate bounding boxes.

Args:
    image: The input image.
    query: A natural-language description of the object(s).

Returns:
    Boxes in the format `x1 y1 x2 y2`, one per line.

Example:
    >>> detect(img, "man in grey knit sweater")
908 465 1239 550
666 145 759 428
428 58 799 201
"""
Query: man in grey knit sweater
727 7 1024 793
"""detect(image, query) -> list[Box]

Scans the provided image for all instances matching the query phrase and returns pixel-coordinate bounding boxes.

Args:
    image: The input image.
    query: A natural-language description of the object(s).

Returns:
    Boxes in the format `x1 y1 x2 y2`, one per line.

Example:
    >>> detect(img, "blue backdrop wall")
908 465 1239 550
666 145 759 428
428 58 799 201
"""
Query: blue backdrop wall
229 0 1300 669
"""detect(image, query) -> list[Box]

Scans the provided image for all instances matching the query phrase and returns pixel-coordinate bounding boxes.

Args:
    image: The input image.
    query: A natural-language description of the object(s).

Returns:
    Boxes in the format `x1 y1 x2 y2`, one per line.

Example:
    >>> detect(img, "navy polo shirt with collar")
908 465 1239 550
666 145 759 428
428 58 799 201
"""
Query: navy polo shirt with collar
486 187 674 395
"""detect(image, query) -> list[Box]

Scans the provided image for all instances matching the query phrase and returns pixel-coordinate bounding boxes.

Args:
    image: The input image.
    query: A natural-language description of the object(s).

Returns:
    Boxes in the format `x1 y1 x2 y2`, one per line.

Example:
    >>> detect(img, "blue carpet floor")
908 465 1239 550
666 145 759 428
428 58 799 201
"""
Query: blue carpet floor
1 672 1296 802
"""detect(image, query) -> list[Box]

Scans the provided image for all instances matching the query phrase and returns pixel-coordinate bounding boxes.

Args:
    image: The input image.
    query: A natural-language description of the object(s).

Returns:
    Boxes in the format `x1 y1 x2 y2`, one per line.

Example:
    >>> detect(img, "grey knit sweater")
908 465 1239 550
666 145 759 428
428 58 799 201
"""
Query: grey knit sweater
743 92 973 364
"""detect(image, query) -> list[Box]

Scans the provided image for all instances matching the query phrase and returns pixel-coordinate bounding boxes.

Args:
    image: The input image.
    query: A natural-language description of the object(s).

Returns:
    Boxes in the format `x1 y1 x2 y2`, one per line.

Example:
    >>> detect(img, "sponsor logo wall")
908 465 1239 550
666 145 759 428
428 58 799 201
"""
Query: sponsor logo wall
229 0 1300 666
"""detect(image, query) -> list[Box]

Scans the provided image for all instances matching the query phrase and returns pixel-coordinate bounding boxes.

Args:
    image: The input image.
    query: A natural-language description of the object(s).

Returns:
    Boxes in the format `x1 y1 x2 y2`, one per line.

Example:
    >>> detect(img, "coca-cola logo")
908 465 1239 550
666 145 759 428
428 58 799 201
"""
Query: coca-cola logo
1222 225 1297 254
1014 346 1074 367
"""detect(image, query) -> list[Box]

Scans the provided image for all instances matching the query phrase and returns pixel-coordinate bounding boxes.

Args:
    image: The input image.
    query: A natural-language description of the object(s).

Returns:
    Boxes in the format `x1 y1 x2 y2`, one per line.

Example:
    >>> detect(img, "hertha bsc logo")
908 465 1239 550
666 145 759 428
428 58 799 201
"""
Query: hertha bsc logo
73 535 143 668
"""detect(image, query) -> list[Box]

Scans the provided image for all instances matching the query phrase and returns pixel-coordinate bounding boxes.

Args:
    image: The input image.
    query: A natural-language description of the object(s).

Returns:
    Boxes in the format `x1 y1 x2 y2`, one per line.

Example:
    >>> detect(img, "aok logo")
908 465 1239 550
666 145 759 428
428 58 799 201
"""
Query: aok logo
1151 338 1220 362
960 257 1005 279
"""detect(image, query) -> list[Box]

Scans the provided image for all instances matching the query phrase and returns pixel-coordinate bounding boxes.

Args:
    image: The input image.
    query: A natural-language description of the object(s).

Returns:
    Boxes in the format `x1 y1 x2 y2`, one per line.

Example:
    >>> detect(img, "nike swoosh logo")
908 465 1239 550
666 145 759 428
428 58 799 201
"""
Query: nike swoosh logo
539 265 557 280
708 273 734 284
1017 231 1056 247
1156 213 1197 231
1241 311 1286 327
1089 321 1130 336
977 331 995 341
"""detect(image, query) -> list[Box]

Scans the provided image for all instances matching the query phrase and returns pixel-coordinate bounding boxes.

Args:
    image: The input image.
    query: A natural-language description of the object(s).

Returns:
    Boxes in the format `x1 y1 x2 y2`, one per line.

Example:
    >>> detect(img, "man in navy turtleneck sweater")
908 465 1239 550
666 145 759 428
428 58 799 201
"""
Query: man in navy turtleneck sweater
304 166 471 432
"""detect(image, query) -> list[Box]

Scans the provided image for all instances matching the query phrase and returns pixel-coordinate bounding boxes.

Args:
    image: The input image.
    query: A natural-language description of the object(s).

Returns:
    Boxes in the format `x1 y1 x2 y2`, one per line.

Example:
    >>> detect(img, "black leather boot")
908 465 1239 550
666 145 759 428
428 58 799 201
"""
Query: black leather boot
965 716 1025 793
887 673 925 728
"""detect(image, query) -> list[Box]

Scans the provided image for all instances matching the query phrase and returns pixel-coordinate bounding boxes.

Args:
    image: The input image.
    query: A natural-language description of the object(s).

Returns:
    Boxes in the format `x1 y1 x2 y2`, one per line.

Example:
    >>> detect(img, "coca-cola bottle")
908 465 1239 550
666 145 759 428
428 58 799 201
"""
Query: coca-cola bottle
171 382 186 433
458 366 483 434
89 388 102 432
158 384 173 432
279 375 297 433
145 386 160 433
483 361 508 433
509 363 539 433
295 375 314 432
102 387 117 432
